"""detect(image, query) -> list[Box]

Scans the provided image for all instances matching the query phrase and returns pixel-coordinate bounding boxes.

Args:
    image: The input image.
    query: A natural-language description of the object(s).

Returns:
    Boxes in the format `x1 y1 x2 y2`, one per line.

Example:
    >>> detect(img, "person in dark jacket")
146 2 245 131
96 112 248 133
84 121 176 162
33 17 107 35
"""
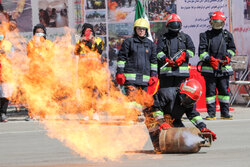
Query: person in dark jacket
144 79 217 152
116 18 158 100
157 13 195 88
198 11 236 120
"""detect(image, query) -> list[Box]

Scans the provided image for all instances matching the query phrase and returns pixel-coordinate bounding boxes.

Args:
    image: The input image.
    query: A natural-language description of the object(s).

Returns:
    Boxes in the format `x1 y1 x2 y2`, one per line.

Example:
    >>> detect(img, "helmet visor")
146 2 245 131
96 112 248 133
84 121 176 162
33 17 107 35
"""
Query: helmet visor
167 22 182 32
180 94 196 108
211 19 225 29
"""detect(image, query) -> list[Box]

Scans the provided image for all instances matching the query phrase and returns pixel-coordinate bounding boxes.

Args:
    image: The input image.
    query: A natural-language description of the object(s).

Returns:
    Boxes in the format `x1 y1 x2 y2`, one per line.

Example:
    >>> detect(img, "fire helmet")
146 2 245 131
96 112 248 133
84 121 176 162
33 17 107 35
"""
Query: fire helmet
210 11 225 29
133 18 149 30
180 79 202 101
166 13 182 32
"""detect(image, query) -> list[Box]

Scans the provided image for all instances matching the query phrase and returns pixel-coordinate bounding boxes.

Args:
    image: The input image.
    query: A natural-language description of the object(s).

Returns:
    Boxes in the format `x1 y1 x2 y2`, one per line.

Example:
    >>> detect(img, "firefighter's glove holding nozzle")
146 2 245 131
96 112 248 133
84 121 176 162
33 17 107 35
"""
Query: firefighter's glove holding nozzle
175 51 186 66
201 128 217 141
116 73 126 85
210 56 220 70
164 58 175 67
222 56 231 65
148 76 157 86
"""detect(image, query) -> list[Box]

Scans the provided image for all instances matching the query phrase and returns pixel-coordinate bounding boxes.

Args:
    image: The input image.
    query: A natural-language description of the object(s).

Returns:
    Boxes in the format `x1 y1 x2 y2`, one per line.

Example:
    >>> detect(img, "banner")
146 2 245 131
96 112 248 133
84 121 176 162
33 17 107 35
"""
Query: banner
231 0 250 67
177 0 230 65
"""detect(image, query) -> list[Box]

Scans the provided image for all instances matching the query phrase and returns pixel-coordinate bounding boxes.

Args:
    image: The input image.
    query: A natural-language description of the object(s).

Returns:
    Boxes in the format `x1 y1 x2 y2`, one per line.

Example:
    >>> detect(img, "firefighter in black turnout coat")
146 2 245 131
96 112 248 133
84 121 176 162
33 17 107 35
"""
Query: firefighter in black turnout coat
157 13 195 88
198 11 236 120
116 18 158 98
144 79 217 152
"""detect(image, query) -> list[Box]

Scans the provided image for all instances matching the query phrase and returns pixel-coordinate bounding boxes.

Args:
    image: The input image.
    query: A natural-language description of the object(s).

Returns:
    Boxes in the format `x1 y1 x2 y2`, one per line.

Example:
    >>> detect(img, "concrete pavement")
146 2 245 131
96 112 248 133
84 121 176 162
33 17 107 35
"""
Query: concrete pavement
0 106 249 167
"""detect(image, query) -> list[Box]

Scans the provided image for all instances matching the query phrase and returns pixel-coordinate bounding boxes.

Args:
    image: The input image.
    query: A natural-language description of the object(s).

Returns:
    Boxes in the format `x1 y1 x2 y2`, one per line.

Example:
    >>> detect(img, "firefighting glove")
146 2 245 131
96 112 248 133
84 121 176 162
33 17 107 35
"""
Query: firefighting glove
156 118 172 130
164 58 175 67
201 128 217 141
175 51 186 66
116 73 126 85
210 56 220 70
160 122 172 130
148 76 157 86
222 56 231 65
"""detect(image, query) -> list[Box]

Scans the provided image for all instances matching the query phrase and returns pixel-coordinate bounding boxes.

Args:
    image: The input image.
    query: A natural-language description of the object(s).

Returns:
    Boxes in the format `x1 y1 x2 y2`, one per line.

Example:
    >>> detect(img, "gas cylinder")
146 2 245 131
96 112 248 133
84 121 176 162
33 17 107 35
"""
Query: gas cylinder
159 127 212 153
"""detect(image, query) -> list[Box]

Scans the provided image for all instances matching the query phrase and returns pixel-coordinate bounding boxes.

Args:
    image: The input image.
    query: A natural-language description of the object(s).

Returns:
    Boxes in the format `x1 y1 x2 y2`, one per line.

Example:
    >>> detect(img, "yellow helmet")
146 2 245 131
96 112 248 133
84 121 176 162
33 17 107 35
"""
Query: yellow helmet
133 18 149 30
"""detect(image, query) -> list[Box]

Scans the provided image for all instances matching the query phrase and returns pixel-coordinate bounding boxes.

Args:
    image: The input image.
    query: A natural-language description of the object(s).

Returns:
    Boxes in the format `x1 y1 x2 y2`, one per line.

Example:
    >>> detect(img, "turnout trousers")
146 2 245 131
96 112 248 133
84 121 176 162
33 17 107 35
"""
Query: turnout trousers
204 75 230 117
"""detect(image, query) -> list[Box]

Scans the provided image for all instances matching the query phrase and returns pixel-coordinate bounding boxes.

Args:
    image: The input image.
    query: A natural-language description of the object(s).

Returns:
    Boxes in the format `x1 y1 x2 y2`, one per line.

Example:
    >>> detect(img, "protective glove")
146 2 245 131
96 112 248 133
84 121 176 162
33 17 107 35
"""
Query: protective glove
201 128 217 141
160 122 172 130
116 73 126 85
148 76 157 86
222 56 231 65
175 51 186 66
210 56 220 70
164 58 175 67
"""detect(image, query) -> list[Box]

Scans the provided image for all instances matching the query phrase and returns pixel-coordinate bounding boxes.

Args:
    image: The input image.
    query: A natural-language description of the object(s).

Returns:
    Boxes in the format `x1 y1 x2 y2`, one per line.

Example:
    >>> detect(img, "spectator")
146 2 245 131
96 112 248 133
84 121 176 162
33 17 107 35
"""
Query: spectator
0 27 14 122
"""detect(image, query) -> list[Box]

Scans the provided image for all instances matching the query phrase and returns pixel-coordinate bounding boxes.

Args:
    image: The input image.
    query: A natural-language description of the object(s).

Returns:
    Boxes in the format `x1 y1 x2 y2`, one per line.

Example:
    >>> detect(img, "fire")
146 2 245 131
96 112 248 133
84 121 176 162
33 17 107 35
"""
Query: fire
1 24 150 161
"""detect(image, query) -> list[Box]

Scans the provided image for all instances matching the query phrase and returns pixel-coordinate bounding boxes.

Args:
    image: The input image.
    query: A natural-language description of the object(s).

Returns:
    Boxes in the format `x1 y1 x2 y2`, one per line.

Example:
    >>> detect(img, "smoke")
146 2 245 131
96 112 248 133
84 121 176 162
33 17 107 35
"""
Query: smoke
182 131 204 147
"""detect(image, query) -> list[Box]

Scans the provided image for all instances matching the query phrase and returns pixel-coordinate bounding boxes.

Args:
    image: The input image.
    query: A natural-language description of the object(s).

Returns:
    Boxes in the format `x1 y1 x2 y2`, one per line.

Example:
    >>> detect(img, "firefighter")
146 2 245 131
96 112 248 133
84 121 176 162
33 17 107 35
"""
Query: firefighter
0 28 14 122
116 18 157 100
157 13 195 88
74 23 104 121
144 79 217 152
198 11 236 120
25 24 54 121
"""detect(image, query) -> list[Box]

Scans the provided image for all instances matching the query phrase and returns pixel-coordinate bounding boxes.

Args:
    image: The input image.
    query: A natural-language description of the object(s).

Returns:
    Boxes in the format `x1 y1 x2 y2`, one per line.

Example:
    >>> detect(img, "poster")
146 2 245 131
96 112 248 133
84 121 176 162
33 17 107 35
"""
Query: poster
177 0 230 65
232 0 250 68
0 0 32 32
38 0 68 28
147 0 177 21
107 0 136 22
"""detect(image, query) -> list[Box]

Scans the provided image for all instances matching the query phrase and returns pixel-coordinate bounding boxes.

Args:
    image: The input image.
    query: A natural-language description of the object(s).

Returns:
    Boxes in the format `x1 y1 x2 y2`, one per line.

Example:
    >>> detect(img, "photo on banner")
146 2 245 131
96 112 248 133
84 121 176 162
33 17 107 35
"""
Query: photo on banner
150 22 166 43
86 0 105 9
93 22 106 35
107 0 136 22
38 0 68 28
0 0 32 32
147 0 176 21
108 23 133 76
85 10 106 22
244 0 250 24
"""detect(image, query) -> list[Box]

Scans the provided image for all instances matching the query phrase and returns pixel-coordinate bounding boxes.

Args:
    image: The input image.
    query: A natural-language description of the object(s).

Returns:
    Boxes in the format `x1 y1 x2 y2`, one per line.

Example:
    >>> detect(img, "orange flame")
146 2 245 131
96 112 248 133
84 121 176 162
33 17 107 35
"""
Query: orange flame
1 24 150 161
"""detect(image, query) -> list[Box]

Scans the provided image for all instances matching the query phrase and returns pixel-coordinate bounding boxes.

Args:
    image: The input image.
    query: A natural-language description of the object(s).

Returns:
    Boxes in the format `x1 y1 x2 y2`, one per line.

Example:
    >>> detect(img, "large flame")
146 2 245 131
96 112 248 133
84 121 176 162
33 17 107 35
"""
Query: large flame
1 24 150 161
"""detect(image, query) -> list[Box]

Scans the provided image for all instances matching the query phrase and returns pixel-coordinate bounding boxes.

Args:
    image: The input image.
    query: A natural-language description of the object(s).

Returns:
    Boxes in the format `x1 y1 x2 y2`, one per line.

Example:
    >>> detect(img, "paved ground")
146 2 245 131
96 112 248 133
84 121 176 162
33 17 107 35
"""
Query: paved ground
0 106 250 167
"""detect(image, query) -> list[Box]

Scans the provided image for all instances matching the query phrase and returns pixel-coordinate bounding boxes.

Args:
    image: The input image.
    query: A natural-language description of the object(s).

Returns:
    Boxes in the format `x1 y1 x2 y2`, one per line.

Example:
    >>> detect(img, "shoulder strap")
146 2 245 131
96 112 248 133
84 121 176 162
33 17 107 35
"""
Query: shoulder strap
222 29 229 46
205 31 212 56
177 31 187 50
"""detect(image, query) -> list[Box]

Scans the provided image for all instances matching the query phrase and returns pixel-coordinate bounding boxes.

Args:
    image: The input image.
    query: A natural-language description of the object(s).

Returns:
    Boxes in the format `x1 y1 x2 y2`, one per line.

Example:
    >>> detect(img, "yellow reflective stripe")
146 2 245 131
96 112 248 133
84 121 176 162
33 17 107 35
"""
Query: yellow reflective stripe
157 51 165 59
187 49 194 58
200 52 209 60
227 49 235 57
